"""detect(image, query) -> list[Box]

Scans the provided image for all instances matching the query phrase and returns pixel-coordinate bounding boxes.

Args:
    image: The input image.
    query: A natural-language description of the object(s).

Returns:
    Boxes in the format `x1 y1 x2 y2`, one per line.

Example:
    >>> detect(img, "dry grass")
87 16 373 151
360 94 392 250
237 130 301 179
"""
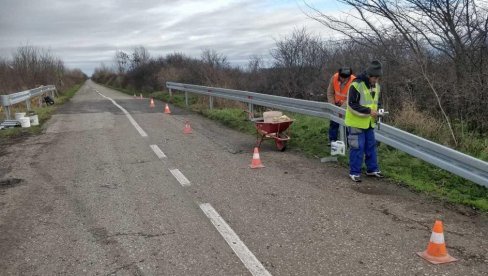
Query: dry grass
195 96 247 110
391 102 454 145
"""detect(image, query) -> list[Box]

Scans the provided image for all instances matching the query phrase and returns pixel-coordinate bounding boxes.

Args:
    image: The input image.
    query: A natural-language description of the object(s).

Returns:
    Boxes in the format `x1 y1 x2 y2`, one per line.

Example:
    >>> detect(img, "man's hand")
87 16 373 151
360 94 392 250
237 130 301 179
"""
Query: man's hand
370 109 378 118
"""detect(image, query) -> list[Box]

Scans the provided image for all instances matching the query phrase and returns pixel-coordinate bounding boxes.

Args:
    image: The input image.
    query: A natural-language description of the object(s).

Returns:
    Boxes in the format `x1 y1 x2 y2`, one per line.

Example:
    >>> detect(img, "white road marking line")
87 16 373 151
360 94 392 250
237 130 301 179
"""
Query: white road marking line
150 145 167 159
97 92 148 137
169 169 191 186
199 203 272 276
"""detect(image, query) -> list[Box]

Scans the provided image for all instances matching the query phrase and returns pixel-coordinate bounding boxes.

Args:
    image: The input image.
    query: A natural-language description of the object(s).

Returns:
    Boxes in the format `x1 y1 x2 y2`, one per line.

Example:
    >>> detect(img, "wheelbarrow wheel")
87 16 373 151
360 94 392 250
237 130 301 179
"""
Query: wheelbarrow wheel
275 139 287 151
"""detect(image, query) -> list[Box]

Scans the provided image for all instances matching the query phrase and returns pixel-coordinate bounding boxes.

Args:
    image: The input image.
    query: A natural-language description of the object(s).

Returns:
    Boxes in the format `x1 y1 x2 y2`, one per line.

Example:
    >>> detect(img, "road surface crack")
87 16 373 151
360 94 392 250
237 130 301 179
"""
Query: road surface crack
110 230 176 239
106 259 145 276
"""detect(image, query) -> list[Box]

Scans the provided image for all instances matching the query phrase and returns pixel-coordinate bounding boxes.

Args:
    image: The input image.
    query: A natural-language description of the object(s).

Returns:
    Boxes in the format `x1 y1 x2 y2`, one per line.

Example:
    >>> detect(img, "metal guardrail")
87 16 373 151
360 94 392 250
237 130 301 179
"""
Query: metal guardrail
0 85 57 119
166 82 488 188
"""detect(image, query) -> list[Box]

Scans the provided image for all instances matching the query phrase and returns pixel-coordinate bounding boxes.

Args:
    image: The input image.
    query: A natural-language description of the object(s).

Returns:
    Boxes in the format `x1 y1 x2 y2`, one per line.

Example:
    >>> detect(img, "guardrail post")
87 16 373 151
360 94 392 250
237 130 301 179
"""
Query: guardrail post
25 99 31 111
248 103 253 116
4 106 11 120
339 125 347 151
185 91 188 107
209 96 214 110
169 88 173 98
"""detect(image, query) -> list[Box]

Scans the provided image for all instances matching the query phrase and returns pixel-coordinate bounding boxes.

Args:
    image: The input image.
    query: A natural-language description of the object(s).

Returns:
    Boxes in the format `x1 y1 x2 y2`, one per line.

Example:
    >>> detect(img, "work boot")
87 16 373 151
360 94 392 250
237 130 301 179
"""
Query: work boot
366 171 384 178
349 174 362 182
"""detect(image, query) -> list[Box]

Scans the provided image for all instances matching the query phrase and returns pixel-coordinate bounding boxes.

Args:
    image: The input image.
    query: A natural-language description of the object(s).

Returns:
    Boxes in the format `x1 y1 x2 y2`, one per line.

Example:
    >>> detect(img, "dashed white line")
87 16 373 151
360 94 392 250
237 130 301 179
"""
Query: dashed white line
97 86 267 275
199 203 272 276
169 169 191 186
96 92 148 137
150 145 167 159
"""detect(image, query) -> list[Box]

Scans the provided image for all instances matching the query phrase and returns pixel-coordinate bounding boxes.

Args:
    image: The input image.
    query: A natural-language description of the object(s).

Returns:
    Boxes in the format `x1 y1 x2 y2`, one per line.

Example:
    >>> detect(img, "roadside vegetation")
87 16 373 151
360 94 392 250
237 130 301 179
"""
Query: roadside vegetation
0 84 82 139
0 46 86 140
92 0 488 212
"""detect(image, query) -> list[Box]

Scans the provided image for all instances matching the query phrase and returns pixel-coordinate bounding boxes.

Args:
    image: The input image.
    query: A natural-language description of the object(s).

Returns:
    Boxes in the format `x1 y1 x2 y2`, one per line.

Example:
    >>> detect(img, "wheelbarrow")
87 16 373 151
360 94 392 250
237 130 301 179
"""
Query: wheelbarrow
253 119 294 151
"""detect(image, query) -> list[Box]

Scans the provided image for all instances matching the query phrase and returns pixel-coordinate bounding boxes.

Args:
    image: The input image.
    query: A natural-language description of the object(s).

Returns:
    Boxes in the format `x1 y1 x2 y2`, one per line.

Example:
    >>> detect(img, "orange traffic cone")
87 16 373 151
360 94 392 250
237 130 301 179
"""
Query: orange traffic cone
250 147 265 169
149 98 155 108
140 93 143 99
183 120 192 134
417 220 458 264
164 103 171 114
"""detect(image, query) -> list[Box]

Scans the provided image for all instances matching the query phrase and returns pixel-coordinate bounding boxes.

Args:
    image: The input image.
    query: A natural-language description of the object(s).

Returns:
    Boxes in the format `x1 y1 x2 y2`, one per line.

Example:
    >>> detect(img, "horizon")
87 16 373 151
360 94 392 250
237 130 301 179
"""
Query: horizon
0 0 346 76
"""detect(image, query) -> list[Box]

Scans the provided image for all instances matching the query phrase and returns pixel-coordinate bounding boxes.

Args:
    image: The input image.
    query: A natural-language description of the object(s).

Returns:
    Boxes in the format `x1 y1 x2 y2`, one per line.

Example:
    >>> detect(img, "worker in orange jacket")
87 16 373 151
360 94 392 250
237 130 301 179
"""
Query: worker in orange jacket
326 67 355 145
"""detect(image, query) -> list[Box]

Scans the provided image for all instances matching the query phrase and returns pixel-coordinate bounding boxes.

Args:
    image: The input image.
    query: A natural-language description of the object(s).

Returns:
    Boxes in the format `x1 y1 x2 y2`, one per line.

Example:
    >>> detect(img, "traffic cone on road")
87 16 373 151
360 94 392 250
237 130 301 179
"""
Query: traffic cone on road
164 103 171 114
417 220 458 264
183 120 192 134
149 98 155 108
249 147 264 169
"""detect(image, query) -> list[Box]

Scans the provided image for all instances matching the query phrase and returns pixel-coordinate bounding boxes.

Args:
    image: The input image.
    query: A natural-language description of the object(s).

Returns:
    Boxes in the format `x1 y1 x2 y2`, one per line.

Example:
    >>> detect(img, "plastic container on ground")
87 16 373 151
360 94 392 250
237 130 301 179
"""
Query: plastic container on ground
30 115 39 126
15 112 26 120
331 141 345 156
19 117 31 128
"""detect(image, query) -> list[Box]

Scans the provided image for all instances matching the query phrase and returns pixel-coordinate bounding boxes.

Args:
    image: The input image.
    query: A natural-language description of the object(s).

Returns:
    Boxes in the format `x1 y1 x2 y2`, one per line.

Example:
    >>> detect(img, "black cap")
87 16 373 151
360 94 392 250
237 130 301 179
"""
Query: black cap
338 67 352 78
366 60 383 77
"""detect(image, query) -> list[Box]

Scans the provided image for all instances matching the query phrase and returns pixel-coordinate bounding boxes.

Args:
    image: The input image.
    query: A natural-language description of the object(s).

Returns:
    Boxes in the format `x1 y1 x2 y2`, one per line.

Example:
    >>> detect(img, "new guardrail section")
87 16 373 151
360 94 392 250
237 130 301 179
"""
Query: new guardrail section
166 82 488 188
0 85 57 119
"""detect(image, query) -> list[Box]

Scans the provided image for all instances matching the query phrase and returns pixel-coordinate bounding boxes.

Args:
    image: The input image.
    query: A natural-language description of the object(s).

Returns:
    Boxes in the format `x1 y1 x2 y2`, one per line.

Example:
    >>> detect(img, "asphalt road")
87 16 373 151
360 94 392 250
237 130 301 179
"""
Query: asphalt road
0 80 486 275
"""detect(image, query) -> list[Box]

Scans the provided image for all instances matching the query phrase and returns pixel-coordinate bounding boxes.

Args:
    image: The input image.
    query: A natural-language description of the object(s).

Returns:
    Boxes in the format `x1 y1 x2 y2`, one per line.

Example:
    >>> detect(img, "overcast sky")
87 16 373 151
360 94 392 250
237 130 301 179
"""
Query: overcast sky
0 0 345 76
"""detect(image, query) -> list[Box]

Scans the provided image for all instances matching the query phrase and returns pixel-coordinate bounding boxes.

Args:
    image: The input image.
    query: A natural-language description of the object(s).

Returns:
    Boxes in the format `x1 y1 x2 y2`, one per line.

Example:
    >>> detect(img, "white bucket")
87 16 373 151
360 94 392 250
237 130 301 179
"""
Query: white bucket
15 112 26 120
331 141 346 156
19 117 31 128
30 115 39 126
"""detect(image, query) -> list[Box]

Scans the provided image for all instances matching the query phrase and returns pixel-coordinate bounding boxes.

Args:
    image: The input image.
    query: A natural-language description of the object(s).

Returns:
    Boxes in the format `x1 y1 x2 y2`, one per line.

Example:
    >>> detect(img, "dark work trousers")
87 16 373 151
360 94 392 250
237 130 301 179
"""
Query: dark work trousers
348 127 379 176
329 120 340 142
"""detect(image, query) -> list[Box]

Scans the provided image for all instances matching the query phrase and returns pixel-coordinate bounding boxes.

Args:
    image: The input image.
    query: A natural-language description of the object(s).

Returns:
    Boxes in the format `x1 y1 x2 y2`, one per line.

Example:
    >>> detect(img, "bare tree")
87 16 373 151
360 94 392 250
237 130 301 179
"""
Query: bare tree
303 0 488 141
0 45 85 95
247 55 264 73
244 55 268 93
199 49 231 86
9 46 66 90
270 28 329 99
114 50 130 74
130 46 150 70
201 49 230 69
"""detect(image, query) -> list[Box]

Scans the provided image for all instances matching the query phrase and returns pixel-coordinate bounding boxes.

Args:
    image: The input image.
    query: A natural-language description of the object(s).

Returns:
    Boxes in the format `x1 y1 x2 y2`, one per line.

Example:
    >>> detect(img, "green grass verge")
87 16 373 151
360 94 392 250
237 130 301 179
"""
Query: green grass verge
287 114 330 158
378 145 488 211
0 84 82 140
202 108 256 134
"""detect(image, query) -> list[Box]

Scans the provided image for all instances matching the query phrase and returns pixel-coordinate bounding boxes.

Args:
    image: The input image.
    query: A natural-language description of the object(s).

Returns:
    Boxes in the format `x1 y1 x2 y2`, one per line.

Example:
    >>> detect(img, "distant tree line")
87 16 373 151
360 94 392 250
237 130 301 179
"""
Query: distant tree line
92 0 488 146
0 46 87 95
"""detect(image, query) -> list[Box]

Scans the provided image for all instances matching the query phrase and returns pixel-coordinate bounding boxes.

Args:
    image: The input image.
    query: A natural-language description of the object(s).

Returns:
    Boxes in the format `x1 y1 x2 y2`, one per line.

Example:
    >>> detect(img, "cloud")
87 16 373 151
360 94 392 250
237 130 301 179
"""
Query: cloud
0 0 343 75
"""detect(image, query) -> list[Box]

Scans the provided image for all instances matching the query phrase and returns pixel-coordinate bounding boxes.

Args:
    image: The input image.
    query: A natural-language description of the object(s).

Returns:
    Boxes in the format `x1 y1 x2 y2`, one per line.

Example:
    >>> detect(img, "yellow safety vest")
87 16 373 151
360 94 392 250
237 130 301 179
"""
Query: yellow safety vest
345 81 380 129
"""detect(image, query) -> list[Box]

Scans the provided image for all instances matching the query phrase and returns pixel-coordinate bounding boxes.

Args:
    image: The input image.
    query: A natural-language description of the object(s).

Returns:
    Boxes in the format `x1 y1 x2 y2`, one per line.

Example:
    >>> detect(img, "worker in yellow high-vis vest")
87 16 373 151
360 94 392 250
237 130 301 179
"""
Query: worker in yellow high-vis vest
345 60 384 182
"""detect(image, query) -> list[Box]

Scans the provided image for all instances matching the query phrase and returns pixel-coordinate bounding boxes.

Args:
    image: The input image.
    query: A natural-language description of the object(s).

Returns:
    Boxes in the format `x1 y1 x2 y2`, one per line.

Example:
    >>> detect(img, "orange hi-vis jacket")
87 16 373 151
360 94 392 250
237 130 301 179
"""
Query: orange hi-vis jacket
332 73 355 104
